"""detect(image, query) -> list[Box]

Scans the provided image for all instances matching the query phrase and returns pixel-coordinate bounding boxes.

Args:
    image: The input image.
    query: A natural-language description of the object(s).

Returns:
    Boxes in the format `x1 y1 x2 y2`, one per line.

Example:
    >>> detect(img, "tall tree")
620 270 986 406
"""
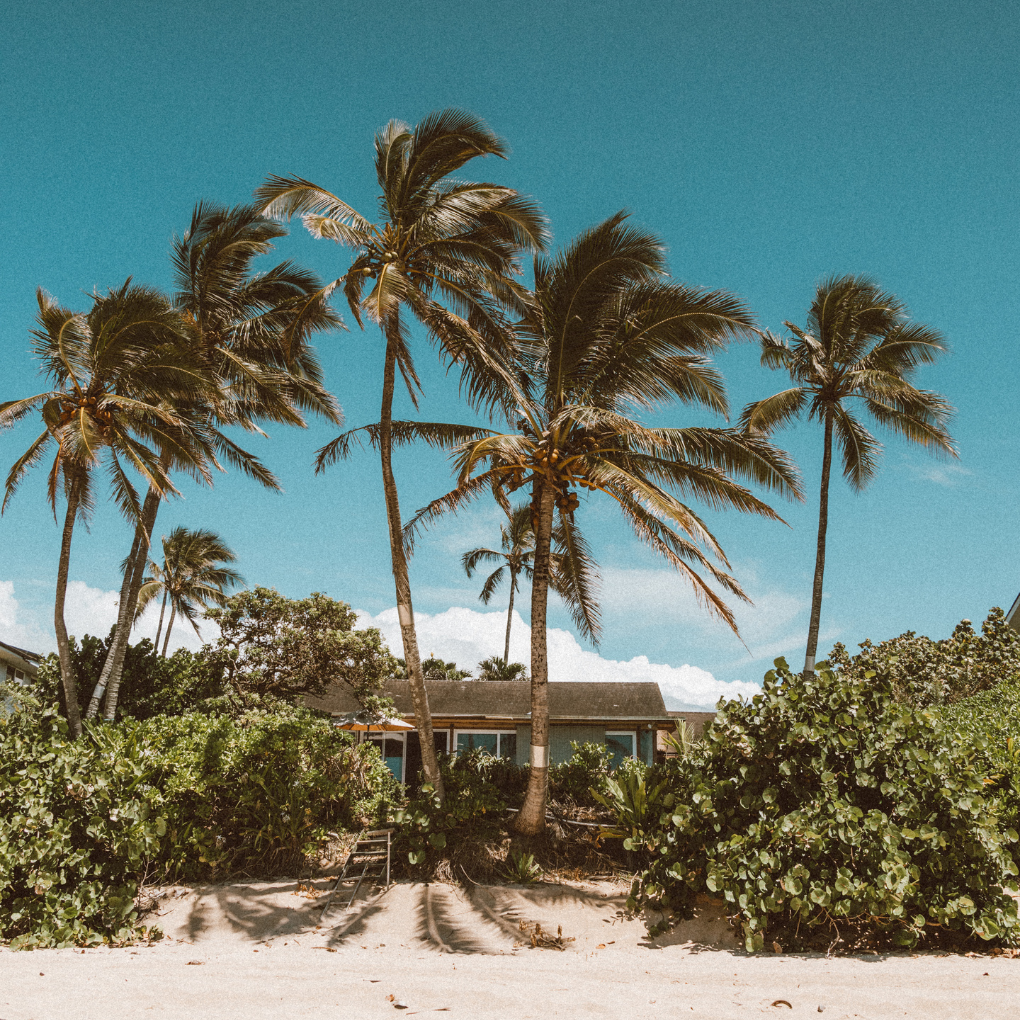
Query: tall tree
1 284 213 736
738 275 956 675
257 109 547 799
135 527 244 655
90 203 342 721
407 213 802 833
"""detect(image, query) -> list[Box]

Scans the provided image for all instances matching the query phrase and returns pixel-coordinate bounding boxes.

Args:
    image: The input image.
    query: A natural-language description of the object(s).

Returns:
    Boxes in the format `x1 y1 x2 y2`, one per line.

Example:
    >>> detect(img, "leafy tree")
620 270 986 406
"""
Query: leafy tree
258 109 547 799
828 607 1020 708
135 527 244 656
202 588 400 708
92 204 342 723
408 213 801 833
476 656 528 681
1 284 214 736
33 633 220 720
739 276 956 675
420 655 471 681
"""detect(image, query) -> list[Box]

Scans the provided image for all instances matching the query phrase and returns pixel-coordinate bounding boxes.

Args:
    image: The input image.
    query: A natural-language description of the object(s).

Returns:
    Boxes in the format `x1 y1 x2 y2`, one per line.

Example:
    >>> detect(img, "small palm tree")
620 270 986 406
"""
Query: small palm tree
408 213 802 833
1 284 211 736
463 503 537 664
136 527 244 656
739 275 956 675
258 109 547 800
476 656 528 682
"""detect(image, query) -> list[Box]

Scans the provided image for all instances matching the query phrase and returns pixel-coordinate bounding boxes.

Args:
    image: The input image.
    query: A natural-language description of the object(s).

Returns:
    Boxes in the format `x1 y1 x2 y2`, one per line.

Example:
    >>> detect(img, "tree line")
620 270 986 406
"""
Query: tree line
1 108 954 836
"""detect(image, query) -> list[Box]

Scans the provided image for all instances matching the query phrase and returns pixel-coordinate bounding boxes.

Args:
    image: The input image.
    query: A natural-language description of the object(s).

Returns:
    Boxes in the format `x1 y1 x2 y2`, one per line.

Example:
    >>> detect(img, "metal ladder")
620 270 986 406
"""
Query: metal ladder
319 828 394 922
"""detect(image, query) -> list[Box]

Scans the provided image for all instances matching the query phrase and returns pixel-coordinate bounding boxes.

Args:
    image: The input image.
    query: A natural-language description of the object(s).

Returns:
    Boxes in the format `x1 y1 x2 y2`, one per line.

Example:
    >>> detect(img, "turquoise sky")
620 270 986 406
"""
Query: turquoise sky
2 0 1018 692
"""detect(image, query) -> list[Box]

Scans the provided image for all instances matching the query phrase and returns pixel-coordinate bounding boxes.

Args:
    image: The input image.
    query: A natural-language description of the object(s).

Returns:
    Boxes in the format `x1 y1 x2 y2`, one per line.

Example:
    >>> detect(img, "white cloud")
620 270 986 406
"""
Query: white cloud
0 579 214 655
902 459 972 487
0 581 51 652
356 605 761 709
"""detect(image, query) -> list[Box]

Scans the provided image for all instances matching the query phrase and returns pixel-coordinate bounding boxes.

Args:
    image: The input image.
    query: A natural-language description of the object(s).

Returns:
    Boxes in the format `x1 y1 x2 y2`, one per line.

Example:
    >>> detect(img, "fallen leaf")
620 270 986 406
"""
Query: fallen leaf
597 944 606 949
186 961 204 966
772 942 783 954
771 1001 793 1009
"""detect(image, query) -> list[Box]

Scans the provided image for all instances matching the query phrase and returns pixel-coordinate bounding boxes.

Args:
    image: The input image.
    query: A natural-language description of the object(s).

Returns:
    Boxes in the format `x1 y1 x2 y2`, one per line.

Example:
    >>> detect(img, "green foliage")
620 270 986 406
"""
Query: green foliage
476 656 528 682
632 658 1020 950
34 632 220 720
549 741 614 806
943 673 1020 818
394 750 522 865
592 760 670 851
504 849 542 884
828 608 1020 708
0 690 396 946
135 705 398 879
419 655 472 681
0 692 166 948
203 587 400 705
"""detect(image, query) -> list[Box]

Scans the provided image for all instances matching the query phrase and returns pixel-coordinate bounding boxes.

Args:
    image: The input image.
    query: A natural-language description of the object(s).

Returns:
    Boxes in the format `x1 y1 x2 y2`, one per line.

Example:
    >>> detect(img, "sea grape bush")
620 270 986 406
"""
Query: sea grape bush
135 705 399 879
942 673 1020 824
828 608 1020 708
0 690 397 947
0 689 165 948
630 659 1020 950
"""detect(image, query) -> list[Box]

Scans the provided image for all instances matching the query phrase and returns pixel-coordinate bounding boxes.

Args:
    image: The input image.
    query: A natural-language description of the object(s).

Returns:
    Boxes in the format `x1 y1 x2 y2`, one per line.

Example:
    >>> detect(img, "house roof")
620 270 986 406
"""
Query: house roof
0 639 43 671
306 679 672 722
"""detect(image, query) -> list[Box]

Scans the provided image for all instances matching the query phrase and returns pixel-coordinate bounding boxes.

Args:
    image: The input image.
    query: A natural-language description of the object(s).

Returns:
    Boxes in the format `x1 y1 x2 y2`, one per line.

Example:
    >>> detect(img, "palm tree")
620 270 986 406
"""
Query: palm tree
407 213 802 833
136 527 244 655
738 275 956 675
463 503 537 664
90 203 343 721
1 284 213 736
257 109 547 799
476 656 528 681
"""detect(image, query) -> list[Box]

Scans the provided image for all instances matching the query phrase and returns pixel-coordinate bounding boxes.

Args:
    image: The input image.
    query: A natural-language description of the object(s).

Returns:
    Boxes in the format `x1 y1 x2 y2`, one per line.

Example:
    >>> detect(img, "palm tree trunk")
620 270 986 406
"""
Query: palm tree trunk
84 527 140 719
154 588 168 652
379 324 444 801
515 482 555 836
98 487 160 721
804 412 833 675
161 604 176 658
504 571 517 664
54 482 83 739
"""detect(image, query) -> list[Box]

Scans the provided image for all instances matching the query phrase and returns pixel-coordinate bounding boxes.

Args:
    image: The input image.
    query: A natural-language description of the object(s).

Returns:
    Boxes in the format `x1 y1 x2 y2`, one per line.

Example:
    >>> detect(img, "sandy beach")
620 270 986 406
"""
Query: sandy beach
1 879 1017 1020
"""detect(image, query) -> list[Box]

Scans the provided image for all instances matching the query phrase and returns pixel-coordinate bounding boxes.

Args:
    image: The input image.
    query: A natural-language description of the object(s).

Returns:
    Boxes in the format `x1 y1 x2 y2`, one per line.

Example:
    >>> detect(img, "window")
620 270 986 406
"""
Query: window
605 731 636 769
366 733 406 783
454 730 517 760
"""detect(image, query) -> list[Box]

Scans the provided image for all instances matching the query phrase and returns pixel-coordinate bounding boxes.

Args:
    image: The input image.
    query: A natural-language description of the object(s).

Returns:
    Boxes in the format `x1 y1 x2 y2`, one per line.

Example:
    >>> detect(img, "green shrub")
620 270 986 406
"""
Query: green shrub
828 608 1020 708
549 741 614 806
136 706 399 879
0 690 166 948
394 749 523 865
943 674 1020 820
632 658 1020 950
0 690 396 946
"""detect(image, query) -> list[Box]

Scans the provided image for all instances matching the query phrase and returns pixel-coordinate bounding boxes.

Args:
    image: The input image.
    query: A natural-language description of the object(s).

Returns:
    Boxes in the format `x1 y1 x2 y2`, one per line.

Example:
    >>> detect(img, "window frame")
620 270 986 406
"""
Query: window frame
605 730 638 764
453 728 517 760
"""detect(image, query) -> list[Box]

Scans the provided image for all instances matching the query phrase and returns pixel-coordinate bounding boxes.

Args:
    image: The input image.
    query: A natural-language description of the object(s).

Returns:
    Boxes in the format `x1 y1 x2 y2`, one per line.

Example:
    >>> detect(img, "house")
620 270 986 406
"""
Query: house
0 639 42 686
306 679 701 784
1007 593 1020 633
1 639 42 715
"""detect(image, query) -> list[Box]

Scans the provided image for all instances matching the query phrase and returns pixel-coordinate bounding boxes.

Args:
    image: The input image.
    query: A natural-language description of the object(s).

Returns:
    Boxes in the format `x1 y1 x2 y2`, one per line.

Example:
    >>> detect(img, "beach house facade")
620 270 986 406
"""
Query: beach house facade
307 679 697 784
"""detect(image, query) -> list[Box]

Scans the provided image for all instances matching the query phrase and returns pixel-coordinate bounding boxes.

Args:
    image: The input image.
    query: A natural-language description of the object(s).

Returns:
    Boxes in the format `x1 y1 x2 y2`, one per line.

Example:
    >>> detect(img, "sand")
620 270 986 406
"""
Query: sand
1 878 1018 1019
